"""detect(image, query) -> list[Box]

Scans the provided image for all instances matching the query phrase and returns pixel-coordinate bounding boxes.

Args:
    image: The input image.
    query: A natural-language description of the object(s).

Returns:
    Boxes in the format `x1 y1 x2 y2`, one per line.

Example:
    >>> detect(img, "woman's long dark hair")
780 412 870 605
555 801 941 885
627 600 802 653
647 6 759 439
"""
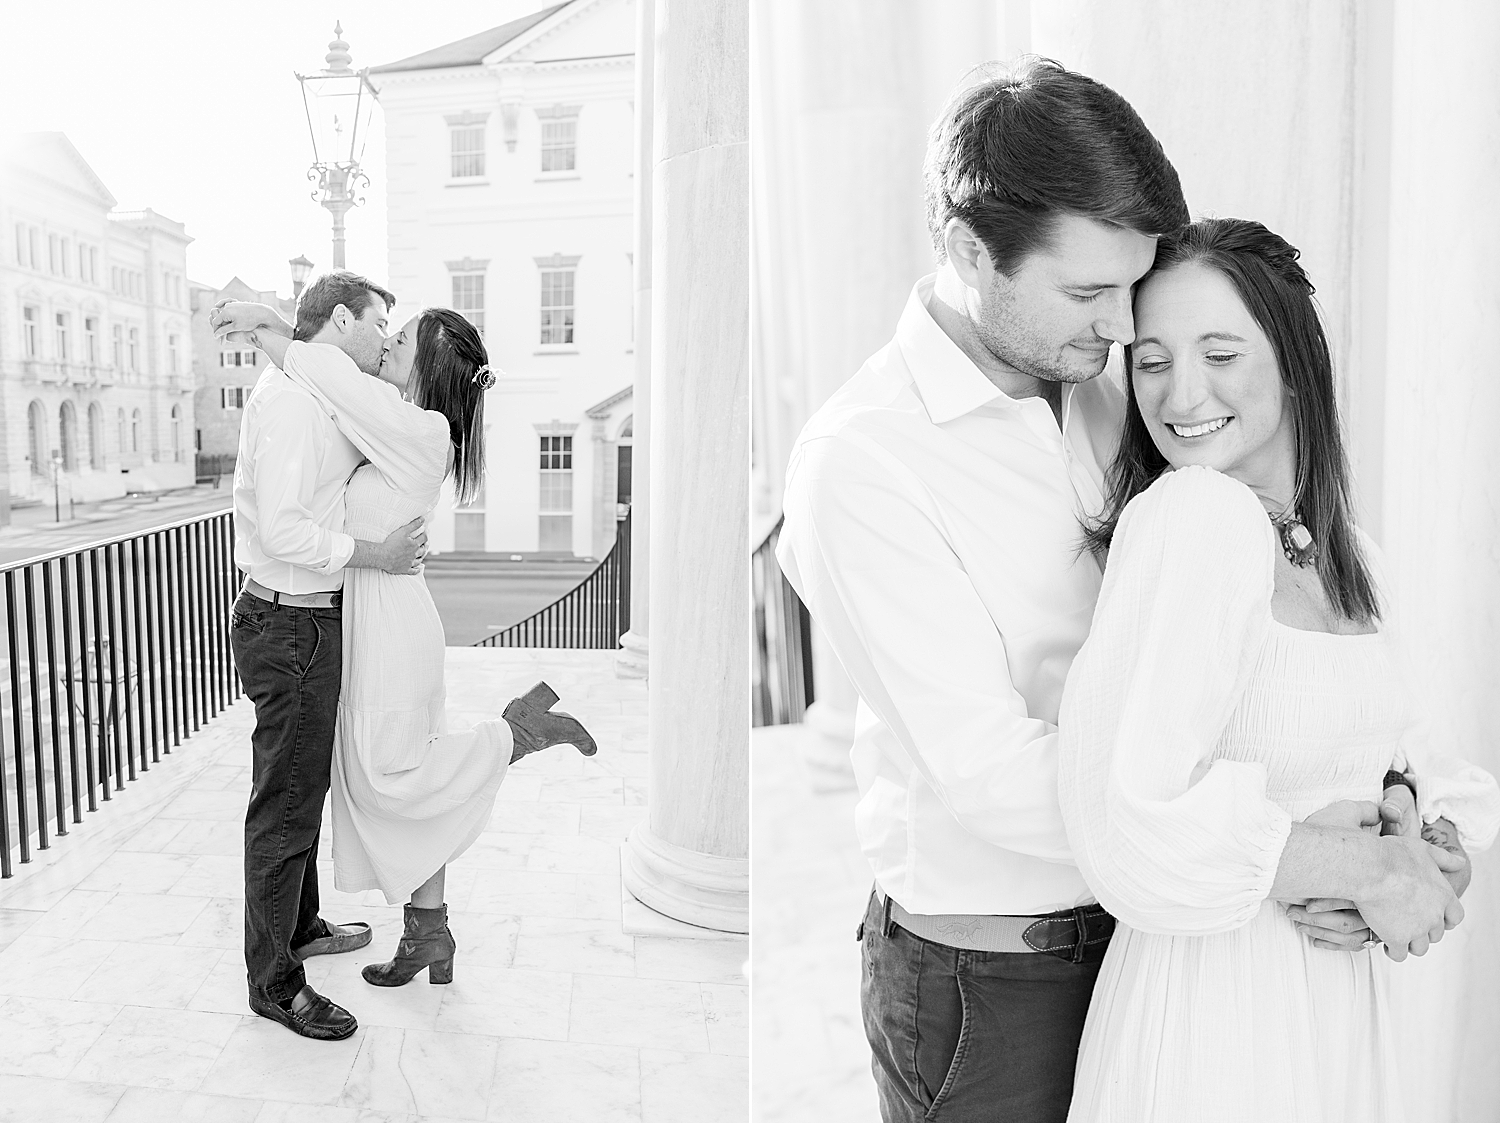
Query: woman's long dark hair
1083 218 1380 624
409 307 489 506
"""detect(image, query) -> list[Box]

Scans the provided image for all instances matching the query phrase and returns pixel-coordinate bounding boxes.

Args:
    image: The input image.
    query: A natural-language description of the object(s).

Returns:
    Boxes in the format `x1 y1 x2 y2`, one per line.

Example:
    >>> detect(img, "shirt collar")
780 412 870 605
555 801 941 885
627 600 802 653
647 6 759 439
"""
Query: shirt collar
894 274 1012 425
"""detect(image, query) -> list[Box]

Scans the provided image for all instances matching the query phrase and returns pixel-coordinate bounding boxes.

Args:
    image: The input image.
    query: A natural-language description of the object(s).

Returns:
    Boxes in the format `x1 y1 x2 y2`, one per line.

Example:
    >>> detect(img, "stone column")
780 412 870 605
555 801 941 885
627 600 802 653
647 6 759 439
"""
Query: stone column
615 0 654 679
621 0 749 934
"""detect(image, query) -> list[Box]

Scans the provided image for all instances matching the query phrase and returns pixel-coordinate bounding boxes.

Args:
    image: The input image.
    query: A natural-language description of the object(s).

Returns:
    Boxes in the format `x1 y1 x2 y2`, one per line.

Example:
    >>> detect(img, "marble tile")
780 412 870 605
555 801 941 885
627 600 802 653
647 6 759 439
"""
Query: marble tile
185 949 249 1016
77 941 224 1009
577 873 625 921
486 1038 640 1123
316 957 444 1031
484 800 580 836
525 834 619 875
589 749 652 781
24 889 116 939
160 820 246 858
700 984 747 1057
168 855 244 899
86 892 212 946
0 934 121 999
578 805 648 843
156 789 246 822
0 995 122 1077
71 1004 245 1091
104 1087 264 1122
197 1018 361 1103
538 776 624 805
466 870 577 918
638 1049 747 1123
339 1026 497 1120
433 965 571 1041
512 745 585 779
0 1073 124 1123
623 777 649 807
115 818 189 854
619 885 744 943
493 774 544 803
567 975 709 1053
512 917 638 978
0 908 40 954
186 765 245 792
176 897 244 950
446 911 520 969
633 938 747 984
454 832 533 871
76 852 195 895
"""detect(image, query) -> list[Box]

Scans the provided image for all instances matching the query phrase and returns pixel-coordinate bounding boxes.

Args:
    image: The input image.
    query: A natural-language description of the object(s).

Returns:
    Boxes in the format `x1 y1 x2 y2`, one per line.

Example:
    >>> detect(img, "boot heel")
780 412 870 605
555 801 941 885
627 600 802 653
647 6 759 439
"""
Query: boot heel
520 681 560 711
428 957 454 984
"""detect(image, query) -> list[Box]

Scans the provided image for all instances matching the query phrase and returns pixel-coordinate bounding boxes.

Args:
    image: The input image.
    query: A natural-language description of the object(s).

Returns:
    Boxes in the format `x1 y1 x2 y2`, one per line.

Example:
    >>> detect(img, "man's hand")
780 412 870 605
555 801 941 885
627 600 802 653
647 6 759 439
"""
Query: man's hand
210 300 287 343
1379 782 1420 839
1358 835 1466 962
348 518 427 575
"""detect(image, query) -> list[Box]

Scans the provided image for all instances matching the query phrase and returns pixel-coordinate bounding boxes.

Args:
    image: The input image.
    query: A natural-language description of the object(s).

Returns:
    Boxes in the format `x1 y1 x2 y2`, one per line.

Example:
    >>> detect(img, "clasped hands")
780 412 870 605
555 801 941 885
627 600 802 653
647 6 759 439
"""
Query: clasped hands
209 299 274 347
1287 789 1470 962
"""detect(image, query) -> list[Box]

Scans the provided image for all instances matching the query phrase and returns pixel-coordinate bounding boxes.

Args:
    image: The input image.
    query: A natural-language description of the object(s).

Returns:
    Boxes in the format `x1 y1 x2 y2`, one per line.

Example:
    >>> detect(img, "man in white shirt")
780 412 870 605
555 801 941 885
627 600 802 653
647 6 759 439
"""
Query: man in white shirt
228 272 425 1041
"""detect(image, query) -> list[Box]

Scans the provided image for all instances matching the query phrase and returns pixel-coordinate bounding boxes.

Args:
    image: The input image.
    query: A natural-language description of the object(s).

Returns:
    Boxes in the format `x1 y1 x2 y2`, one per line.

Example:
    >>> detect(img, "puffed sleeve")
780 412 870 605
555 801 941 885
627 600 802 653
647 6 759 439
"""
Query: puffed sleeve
1058 466 1293 935
280 341 450 509
1361 530 1500 853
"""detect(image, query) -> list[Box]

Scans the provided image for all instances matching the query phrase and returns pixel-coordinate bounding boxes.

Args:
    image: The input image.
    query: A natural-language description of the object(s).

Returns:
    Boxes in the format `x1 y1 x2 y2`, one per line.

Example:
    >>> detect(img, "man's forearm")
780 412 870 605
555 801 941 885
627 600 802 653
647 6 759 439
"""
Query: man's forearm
347 538 394 573
1270 823 1385 904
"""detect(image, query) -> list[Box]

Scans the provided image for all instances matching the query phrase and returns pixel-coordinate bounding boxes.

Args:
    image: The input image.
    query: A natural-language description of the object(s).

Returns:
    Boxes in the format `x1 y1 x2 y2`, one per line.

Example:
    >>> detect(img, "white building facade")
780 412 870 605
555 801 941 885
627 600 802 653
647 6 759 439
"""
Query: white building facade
372 0 636 559
0 134 195 516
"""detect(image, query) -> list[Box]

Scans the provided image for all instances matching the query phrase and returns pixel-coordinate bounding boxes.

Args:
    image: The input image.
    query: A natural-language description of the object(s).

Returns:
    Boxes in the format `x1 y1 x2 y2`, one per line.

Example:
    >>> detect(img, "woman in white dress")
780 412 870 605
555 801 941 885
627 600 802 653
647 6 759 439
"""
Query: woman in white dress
217 301 598 987
1056 219 1500 1122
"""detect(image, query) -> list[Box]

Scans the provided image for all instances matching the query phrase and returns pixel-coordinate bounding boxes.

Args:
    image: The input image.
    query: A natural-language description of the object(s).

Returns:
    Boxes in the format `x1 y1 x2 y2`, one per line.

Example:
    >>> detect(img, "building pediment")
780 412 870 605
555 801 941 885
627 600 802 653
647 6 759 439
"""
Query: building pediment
488 0 634 67
2 132 117 210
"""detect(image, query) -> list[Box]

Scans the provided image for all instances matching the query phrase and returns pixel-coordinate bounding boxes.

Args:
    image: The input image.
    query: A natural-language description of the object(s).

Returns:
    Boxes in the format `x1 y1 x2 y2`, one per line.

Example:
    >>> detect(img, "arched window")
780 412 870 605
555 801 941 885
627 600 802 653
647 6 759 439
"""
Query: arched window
88 402 104 469
130 409 141 454
117 409 126 456
27 400 45 477
58 401 77 472
170 405 181 462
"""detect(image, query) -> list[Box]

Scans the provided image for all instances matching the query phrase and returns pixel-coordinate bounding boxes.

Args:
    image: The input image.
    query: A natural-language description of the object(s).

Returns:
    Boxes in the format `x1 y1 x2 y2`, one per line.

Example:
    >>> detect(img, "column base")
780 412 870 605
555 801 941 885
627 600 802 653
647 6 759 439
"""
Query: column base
800 700 857 792
615 629 649 679
622 822 748 935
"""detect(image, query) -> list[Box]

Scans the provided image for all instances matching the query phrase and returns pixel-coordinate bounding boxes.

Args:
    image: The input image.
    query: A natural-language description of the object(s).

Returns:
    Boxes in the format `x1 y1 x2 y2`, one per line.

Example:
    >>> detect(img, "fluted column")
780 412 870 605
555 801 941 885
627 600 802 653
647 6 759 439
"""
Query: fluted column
621 0 749 934
615 0 654 679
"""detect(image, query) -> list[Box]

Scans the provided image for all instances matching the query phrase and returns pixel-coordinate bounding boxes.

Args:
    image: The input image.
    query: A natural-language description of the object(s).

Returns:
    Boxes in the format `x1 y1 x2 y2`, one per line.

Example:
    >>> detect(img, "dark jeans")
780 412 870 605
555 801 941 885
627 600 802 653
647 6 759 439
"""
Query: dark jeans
860 891 1108 1123
230 590 342 1004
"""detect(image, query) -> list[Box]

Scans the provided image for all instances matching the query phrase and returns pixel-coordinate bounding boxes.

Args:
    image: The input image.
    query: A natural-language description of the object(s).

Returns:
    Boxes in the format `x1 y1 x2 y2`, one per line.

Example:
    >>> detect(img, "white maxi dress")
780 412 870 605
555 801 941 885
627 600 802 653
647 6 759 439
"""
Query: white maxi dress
1058 466 1499 1123
279 341 512 904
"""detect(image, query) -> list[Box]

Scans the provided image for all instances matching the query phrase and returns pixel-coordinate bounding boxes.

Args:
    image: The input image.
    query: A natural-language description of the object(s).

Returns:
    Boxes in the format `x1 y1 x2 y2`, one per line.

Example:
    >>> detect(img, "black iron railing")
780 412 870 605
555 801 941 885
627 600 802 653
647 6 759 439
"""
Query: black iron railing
473 513 632 649
752 516 815 726
0 509 240 878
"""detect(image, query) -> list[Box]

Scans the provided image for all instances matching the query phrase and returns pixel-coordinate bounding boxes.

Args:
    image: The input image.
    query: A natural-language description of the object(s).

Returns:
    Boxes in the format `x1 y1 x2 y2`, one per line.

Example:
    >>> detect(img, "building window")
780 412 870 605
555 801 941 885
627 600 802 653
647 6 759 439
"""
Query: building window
48 233 59 274
221 386 250 410
14 224 25 267
168 335 179 375
452 274 485 335
538 109 578 172
59 238 70 278
219 350 257 367
27 227 39 271
450 124 486 178
78 244 88 281
171 405 182 462
116 409 126 455
130 409 141 454
27 401 45 477
128 328 139 373
59 402 77 472
22 306 39 358
112 324 123 369
539 267 575 345
84 317 98 364
88 402 104 469
455 480 486 551
538 434 573 552
54 312 70 361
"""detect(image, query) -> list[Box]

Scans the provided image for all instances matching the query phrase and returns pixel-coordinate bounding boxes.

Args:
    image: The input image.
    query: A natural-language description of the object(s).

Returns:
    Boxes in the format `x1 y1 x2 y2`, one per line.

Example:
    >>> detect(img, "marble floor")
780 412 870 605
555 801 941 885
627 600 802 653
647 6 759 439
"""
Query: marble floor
750 724 877 1122
0 648 747 1123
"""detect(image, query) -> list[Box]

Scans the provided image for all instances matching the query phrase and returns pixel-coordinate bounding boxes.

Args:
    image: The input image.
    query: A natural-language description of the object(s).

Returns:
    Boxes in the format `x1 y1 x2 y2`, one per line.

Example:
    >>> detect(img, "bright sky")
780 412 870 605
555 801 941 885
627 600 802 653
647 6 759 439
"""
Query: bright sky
0 0 548 298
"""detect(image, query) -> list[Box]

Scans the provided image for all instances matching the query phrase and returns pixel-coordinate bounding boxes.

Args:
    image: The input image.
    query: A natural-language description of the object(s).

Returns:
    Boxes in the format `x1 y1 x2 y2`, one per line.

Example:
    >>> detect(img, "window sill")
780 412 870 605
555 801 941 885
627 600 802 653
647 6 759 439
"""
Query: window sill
533 347 579 356
446 178 491 188
535 172 580 183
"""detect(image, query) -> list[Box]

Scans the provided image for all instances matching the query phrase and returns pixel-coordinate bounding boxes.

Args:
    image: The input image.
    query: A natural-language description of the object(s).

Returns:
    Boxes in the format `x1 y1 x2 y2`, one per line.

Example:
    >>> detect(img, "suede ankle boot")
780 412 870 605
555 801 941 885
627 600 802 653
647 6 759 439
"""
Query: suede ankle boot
504 681 598 762
361 904 456 987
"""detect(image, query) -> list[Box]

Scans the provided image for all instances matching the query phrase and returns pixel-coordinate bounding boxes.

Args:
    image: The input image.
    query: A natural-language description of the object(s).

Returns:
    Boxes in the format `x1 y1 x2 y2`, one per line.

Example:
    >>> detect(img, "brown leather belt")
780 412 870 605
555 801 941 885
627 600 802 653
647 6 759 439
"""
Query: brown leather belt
243 578 342 609
876 889 1114 961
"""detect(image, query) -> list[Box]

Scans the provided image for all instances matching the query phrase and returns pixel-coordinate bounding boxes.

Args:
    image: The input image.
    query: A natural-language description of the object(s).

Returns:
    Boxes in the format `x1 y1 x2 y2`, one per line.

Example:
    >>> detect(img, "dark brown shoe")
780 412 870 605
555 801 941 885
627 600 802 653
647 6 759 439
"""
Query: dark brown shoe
248 984 358 1041
504 680 598 762
293 920 372 961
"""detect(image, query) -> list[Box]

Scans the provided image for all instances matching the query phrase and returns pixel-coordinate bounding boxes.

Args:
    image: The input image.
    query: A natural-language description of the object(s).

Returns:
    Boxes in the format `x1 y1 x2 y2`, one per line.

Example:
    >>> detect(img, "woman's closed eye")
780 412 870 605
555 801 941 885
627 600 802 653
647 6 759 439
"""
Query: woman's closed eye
1134 355 1171 373
1204 350 1240 365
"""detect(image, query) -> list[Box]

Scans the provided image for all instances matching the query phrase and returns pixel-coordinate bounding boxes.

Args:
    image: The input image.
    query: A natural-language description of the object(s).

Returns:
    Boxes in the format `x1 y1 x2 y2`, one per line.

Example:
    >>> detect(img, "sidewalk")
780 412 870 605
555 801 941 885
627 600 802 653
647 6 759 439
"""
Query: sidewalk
0 486 234 566
0 648 747 1123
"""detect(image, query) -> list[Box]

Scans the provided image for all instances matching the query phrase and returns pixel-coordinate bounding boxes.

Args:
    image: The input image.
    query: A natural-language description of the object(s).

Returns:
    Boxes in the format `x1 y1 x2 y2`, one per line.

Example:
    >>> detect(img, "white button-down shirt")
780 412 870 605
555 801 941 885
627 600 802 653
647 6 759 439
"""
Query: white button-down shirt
233 366 361 594
778 276 1125 916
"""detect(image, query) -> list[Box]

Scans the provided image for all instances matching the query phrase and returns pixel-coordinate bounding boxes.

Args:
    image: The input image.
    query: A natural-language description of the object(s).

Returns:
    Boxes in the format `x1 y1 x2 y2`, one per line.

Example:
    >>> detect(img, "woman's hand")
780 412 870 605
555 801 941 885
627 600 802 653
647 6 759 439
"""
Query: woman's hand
210 300 291 342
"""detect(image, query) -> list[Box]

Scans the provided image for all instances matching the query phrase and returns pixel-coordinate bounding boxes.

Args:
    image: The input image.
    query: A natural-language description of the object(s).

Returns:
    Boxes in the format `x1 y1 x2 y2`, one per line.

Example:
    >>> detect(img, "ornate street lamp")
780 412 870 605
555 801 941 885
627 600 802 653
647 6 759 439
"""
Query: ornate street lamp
288 255 314 298
295 24 379 270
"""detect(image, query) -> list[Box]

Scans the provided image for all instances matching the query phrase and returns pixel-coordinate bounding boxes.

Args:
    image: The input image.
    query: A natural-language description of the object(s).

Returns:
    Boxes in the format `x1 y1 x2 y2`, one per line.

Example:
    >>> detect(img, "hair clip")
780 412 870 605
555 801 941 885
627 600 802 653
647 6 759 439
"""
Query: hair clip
472 363 497 390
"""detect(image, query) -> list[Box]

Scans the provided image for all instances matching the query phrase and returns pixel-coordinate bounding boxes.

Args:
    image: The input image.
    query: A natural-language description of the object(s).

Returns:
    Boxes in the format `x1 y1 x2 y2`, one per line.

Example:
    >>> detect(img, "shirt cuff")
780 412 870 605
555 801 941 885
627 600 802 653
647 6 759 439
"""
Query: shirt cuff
320 532 357 576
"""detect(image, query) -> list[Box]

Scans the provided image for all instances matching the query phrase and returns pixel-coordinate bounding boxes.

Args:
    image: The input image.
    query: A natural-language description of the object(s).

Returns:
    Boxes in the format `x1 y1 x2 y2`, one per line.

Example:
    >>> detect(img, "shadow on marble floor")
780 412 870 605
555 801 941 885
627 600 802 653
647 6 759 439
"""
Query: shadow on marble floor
0 649 747 1123
750 724 879 1123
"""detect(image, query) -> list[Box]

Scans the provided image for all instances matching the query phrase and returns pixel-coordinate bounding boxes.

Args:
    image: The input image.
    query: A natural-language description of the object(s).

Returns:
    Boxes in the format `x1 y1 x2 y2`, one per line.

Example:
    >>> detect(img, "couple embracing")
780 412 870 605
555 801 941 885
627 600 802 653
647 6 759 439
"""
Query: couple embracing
213 276 597 1041
778 58 1500 1122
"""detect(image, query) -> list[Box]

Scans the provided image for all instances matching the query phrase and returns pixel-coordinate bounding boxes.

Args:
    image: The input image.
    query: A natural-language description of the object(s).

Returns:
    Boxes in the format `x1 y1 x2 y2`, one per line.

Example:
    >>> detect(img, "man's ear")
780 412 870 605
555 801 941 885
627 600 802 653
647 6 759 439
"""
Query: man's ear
329 303 352 334
944 218 989 292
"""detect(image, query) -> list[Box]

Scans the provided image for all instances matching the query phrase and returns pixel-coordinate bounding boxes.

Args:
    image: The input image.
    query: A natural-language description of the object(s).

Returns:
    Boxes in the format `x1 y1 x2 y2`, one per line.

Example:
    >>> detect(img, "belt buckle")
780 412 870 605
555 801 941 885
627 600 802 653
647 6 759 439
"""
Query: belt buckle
329 592 342 608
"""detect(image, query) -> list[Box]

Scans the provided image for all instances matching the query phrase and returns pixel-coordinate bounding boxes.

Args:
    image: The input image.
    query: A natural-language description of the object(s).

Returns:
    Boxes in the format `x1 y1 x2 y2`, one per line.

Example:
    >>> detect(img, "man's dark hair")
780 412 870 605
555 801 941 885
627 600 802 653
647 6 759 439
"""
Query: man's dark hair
924 57 1189 274
293 271 396 341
